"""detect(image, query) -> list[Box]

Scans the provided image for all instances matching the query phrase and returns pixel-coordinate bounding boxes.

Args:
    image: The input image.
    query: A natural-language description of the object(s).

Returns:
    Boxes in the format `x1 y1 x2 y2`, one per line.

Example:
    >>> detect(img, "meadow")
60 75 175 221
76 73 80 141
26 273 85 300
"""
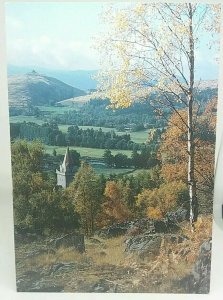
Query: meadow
10 114 149 144
45 145 132 158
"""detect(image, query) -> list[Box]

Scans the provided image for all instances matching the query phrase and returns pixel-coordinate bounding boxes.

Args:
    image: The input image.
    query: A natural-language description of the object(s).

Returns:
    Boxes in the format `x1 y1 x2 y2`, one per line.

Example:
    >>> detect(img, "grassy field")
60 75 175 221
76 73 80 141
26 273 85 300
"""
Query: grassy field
36 105 79 114
45 145 132 159
94 167 134 176
10 113 149 144
10 116 45 125
59 125 149 144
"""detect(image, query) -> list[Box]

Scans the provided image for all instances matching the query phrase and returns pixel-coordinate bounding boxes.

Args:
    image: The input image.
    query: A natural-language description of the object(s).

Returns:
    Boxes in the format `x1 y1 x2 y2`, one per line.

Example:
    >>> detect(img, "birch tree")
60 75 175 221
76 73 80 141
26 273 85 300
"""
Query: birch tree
97 3 220 230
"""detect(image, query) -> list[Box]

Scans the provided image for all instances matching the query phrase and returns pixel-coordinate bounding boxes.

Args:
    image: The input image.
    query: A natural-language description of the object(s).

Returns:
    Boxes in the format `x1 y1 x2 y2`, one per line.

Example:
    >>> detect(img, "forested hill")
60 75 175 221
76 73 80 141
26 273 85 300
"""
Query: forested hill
8 71 86 108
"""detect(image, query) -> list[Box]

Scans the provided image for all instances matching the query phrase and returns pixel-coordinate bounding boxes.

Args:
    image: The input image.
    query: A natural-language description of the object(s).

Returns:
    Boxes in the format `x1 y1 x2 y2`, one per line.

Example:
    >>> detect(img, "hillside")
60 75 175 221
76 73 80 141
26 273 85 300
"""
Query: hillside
8 65 98 91
58 91 105 106
8 71 86 108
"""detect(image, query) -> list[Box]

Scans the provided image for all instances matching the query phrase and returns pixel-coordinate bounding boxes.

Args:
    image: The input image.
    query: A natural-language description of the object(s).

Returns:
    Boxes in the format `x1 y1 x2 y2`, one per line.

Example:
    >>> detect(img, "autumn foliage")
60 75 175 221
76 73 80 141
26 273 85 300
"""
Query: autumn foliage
103 181 132 223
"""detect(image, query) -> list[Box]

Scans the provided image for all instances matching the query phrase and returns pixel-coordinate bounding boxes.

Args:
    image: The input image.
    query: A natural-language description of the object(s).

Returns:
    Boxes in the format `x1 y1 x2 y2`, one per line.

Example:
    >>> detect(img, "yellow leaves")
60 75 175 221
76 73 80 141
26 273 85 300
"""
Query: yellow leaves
136 181 187 217
114 11 129 31
103 181 132 222
134 3 147 16
147 206 163 220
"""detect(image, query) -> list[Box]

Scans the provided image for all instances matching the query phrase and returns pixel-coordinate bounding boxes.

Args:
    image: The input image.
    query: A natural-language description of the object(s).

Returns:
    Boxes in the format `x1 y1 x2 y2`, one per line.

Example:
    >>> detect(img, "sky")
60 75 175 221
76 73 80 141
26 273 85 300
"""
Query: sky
5 2 106 70
5 2 220 79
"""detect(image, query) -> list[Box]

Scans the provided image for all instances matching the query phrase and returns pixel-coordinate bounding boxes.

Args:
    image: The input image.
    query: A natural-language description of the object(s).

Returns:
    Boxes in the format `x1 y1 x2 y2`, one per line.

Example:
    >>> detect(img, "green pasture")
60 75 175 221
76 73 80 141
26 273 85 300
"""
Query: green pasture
10 116 44 125
10 113 149 144
94 167 134 176
36 105 79 114
59 125 149 144
45 145 132 159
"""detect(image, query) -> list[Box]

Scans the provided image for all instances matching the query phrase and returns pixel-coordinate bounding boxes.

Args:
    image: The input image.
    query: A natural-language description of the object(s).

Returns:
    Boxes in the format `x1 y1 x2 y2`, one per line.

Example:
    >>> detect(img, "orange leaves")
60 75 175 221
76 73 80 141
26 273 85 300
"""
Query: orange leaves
136 181 187 217
159 104 216 192
103 181 132 222
147 207 163 220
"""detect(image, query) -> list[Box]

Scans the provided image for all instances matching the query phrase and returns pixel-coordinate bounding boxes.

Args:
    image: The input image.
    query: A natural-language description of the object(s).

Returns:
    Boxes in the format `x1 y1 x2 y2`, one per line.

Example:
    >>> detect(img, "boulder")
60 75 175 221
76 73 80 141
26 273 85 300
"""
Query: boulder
166 208 188 223
177 239 212 293
125 233 187 259
96 223 130 238
153 219 179 233
192 239 212 293
125 234 162 258
50 233 85 253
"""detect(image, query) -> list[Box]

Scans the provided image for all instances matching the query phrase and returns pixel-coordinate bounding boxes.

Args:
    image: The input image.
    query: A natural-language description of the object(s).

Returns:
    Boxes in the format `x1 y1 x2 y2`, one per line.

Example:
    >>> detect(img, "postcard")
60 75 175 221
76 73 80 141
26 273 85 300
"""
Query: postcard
5 1 221 293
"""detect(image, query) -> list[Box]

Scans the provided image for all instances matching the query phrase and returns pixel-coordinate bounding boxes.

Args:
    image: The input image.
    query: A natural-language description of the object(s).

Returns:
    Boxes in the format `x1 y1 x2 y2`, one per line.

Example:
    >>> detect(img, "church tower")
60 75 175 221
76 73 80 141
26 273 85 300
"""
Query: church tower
56 147 76 188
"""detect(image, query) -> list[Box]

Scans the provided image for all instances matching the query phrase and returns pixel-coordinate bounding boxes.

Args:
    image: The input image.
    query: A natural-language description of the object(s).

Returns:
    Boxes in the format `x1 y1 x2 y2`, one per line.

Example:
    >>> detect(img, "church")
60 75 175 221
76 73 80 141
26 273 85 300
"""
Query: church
56 147 77 188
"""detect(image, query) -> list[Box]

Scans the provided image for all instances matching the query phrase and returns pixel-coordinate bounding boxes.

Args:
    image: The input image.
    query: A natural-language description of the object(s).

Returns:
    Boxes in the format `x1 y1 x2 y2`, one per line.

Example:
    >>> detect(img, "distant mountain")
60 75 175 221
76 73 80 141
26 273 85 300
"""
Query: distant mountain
7 65 98 91
195 80 218 90
8 71 86 108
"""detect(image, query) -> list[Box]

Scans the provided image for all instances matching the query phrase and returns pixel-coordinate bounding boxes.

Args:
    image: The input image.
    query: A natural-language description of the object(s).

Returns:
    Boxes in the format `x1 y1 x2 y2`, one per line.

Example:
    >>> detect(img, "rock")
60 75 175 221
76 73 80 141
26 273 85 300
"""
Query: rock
96 223 129 238
48 262 77 275
125 233 187 259
17 270 64 292
27 282 64 292
131 218 155 234
89 237 102 244
125 234 162 258
153 218 179 233
25 248 55 258
80 279 117 293
96 217 180 239
177 239 212 293
163 234 188 244
50 233 85 253
192 239 212 293
166 208 188 223
17 271 41 292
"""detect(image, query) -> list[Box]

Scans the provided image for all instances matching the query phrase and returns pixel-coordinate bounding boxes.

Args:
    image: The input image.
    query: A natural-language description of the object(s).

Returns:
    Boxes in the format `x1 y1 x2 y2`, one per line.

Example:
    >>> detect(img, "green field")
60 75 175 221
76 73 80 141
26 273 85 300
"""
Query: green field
45 145 132 159
59 125 149 144
94 167 134 176
36 105 79 114
10 114 149 144
10 116 45 125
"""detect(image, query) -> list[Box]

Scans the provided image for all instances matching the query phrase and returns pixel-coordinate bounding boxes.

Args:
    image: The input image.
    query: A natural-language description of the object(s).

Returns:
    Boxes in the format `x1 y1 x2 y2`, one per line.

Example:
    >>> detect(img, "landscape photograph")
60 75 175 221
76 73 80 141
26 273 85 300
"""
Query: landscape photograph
6 2 220 293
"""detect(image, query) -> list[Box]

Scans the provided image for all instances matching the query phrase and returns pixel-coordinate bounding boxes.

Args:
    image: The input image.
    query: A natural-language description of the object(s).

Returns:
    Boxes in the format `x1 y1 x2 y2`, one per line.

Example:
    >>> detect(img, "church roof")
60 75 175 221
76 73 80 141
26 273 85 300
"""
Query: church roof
60 147 74 173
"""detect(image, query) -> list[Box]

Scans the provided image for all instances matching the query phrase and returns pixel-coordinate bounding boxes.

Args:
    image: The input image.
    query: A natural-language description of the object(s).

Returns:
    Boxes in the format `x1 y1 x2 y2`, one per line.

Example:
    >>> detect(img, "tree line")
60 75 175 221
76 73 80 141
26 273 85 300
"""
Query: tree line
10 122 161 151
38 99 166 131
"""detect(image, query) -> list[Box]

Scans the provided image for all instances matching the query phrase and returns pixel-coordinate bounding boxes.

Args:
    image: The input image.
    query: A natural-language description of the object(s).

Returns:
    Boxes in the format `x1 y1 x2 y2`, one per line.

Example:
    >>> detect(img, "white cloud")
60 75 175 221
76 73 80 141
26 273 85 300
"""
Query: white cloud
6 35 99 70
6 16 24 31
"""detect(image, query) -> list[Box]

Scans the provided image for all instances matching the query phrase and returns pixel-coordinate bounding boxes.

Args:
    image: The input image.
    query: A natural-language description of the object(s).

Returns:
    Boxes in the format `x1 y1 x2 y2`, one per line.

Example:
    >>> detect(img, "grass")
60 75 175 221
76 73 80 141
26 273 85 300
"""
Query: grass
86 236 127 266
10 116 45 125
10 114 149 144
25 236 127 269
16 216 211 293
25 247 88 268
36 105 79 114
45 145 132 159
94 167 134 176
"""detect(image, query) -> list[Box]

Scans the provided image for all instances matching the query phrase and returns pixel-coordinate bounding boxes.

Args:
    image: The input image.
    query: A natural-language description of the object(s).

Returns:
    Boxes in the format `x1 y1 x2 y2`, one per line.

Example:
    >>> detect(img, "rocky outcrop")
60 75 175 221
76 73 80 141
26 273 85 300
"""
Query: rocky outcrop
16 270 64 292
166 208 188 223
177 239 212 293
192 239 212 293
96 217 180 239
49 233 85 253
125 233 187 259
125 234 162 259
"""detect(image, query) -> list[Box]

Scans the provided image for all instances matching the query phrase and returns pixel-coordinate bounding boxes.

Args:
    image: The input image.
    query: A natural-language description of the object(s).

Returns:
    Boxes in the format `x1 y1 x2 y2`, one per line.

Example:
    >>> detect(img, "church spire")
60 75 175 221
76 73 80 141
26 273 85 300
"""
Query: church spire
61 147 73 172
56 147 76 188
